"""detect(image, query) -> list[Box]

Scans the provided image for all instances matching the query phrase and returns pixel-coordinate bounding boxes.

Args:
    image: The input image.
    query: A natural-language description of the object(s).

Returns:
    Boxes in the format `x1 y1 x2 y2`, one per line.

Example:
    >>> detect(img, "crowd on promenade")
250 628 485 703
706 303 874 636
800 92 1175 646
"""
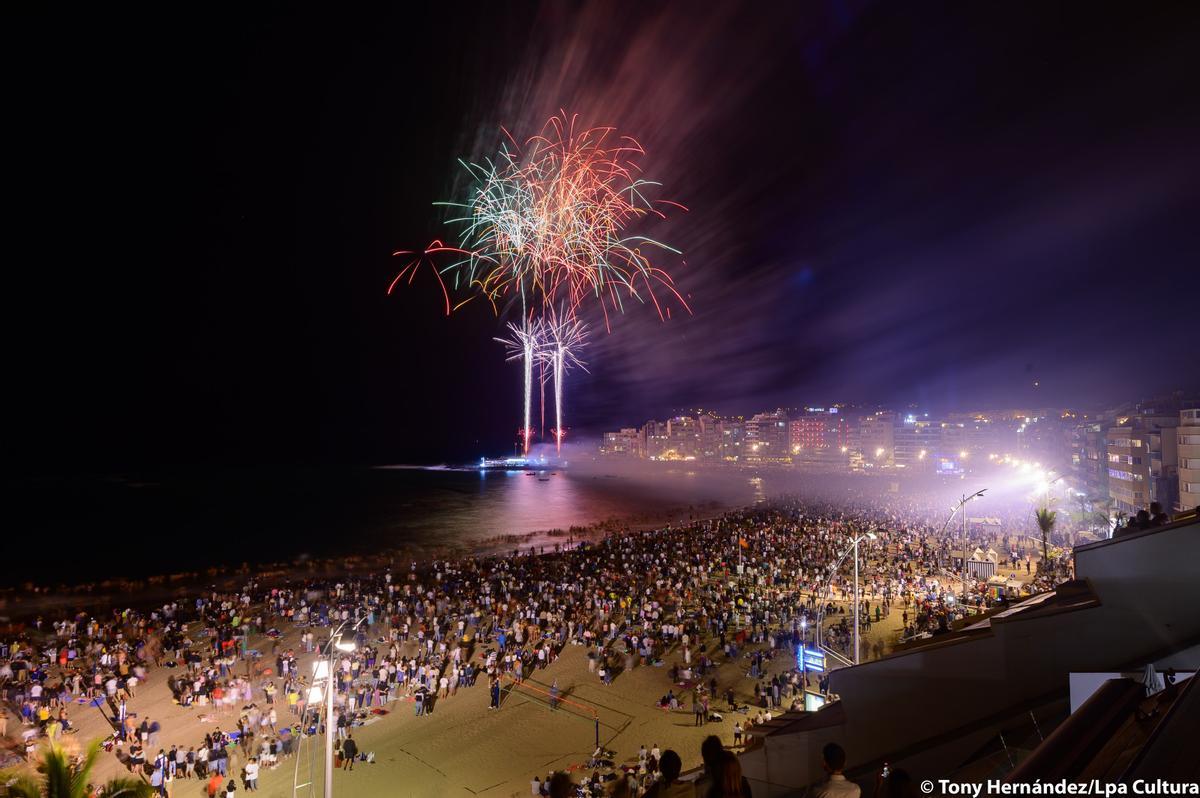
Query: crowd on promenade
0 485 1055 796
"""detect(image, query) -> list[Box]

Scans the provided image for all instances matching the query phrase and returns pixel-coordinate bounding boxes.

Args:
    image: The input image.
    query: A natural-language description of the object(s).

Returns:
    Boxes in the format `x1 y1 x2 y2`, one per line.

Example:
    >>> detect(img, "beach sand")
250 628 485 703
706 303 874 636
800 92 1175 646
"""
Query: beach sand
20 595 905 798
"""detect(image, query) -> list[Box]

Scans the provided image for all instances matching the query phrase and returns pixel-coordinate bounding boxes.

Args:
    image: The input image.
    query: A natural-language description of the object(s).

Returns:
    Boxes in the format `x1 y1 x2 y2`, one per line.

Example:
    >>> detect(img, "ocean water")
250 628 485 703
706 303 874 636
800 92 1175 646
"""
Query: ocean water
9 464 768 586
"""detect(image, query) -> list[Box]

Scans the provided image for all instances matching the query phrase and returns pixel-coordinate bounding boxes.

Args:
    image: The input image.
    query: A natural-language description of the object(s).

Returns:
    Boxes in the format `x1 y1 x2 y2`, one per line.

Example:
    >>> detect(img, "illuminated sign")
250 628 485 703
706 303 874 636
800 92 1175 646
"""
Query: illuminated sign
797 647 826 671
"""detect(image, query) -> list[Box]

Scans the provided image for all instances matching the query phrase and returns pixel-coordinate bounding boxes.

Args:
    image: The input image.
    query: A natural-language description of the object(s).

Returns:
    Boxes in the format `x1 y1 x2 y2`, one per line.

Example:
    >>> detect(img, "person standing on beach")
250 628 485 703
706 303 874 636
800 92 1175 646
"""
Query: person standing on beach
243 758 259 790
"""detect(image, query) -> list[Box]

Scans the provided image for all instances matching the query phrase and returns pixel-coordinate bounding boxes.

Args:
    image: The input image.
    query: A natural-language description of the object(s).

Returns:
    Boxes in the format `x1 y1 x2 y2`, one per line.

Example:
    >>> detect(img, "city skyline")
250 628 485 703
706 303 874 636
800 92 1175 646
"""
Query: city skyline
597 391 1200 517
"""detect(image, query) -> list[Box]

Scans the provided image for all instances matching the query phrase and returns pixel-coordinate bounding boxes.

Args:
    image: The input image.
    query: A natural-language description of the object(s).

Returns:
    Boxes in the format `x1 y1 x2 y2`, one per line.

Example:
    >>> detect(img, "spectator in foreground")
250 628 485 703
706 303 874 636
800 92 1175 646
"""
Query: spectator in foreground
708 751 750 797
645 750 693 798
547 772 573 798
694 736 754 798
813 743 860 798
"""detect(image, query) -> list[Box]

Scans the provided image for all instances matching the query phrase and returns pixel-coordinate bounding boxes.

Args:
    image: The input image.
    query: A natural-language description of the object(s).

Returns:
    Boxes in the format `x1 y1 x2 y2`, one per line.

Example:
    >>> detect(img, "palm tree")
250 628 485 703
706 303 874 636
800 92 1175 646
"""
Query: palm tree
1033 507 1057 576
3 741 153 798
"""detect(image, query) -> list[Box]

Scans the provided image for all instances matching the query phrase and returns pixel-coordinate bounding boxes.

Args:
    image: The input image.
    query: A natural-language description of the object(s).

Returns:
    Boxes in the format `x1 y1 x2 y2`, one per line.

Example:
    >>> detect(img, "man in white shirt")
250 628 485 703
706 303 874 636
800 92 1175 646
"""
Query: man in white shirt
813 743 861 798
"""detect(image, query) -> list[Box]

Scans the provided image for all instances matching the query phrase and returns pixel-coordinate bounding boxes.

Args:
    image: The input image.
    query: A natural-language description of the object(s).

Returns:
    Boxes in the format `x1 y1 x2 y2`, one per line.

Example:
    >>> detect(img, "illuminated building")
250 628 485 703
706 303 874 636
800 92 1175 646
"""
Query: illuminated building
746 409 790 463
666 415 700 459
698 412 722 461
894 415 936 472
1176 407 1200 512
600 428 641 458
858 412 895 468
1071 418 1110 502
720 418 747 461
789 415 826 451
641 420 669 459
1105 409 1179 515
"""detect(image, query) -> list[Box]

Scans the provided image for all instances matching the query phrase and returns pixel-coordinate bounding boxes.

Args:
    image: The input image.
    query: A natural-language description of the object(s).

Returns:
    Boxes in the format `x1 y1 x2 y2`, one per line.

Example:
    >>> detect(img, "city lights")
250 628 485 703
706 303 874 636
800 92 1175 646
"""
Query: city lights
18 12 1200 798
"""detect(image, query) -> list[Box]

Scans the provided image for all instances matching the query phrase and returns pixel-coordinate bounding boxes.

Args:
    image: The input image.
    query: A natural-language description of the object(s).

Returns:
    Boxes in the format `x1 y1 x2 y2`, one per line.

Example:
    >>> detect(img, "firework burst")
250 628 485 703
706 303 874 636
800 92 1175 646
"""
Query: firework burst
391 112 688 453
440 112 689 328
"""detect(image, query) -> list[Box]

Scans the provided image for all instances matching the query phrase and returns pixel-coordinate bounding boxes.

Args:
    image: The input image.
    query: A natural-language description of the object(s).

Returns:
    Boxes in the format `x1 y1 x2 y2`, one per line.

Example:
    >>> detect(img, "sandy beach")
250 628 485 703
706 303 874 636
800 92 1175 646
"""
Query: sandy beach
7 583 904 798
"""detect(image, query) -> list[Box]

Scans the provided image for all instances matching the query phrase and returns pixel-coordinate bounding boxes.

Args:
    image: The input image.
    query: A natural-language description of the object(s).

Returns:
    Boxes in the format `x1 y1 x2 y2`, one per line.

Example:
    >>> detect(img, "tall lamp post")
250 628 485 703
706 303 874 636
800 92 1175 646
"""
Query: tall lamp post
851 530 876 665
815 529 878 665
312 616 367 798
939 489 987 604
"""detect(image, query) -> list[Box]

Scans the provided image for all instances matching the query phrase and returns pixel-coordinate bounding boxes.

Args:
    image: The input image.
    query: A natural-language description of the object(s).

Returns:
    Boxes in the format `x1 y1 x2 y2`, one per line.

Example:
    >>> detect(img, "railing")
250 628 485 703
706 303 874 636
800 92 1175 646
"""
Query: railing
821 646 854 669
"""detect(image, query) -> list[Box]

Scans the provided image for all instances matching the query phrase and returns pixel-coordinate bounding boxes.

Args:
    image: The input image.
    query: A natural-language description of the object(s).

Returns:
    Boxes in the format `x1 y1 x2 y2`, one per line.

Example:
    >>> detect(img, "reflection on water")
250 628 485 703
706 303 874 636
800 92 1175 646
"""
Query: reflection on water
748 476 766 504
377 467 763 552
10 465 773 583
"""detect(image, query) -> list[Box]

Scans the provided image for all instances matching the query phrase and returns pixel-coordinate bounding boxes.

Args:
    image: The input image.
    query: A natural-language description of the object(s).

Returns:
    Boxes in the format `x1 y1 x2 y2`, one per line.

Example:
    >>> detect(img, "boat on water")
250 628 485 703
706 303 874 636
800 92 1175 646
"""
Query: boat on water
475 455 566 472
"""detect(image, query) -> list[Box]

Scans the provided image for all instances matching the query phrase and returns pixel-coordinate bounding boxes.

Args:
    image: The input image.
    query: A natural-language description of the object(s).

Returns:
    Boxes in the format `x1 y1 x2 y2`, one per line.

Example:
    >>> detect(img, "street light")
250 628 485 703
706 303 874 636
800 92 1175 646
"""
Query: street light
939 489 987 606
853 530 877 664
307 616 367 798
815 529 878 665
1038 473 1064 505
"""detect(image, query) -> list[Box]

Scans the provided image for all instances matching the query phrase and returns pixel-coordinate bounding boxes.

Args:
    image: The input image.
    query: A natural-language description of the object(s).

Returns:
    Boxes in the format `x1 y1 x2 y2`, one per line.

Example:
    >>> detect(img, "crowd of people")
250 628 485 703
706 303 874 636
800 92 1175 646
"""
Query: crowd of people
1 484 1072 796
529 736 896 798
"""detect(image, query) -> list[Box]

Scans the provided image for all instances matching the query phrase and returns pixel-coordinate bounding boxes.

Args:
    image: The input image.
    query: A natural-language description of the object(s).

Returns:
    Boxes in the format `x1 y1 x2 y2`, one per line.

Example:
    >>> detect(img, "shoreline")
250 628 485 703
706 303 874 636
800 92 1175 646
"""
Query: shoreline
0 499 733 626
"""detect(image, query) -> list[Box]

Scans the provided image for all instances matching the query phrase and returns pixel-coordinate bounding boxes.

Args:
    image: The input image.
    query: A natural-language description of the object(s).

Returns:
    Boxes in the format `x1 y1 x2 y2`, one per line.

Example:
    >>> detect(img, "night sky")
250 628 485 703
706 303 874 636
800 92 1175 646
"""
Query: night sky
9 3 1199 472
